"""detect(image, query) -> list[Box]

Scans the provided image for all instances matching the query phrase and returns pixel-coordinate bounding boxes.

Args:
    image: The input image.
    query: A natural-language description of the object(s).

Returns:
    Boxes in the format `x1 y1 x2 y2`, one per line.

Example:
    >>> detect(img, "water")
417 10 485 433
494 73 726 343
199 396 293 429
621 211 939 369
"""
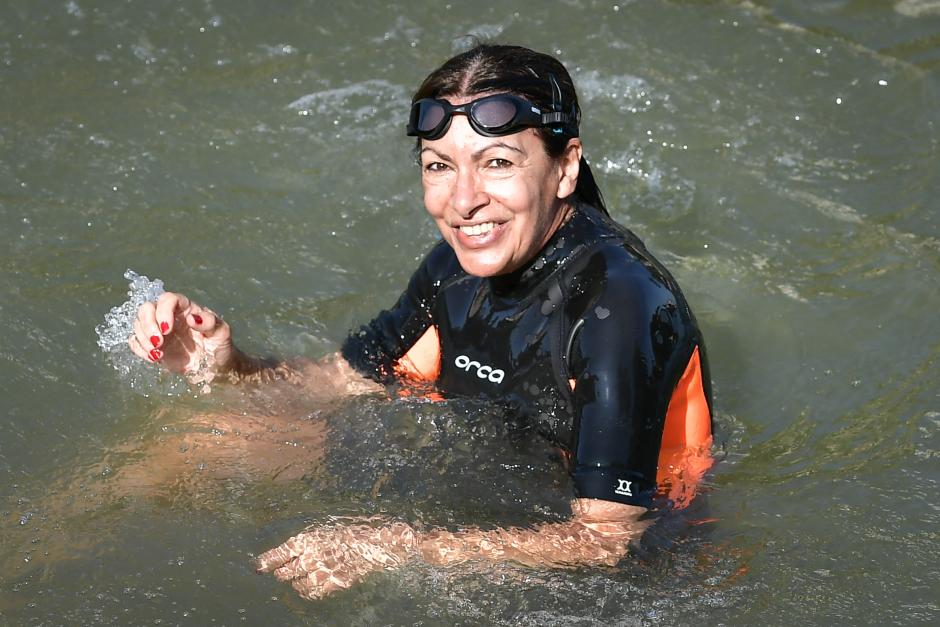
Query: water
2 0 939 624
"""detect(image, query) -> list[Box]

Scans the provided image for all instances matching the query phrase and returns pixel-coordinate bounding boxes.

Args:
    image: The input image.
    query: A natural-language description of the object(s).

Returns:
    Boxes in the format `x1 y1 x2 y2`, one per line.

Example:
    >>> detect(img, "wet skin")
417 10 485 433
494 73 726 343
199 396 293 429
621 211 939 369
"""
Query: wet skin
419 98 582 278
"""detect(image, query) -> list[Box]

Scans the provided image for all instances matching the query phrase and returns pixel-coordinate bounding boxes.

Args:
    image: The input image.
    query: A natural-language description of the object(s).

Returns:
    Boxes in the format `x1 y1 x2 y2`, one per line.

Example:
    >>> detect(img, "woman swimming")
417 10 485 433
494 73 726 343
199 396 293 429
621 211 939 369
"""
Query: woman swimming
129 43 713 600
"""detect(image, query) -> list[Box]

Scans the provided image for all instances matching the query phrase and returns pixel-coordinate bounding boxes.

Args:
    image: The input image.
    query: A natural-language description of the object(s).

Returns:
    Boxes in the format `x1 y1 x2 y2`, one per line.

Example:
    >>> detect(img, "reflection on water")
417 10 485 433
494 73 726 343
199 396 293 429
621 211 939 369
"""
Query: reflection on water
1 0 939 624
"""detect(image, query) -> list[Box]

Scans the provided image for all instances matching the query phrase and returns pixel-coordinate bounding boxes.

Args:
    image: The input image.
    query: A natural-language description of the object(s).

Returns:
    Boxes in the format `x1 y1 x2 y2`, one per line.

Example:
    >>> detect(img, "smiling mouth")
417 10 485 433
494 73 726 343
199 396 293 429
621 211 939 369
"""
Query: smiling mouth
458 221 498 236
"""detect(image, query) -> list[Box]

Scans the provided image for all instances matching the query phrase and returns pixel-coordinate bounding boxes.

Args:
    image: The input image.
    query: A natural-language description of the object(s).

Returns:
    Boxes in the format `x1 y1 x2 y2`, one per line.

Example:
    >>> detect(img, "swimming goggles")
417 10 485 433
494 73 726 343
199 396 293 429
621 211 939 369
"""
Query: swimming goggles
407 75 577 140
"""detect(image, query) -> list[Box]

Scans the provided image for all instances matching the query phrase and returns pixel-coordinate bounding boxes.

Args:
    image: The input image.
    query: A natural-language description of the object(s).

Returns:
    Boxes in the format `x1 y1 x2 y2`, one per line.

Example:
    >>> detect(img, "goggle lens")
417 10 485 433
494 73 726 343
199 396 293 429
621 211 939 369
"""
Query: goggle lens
413 100 446 135
470 98 518 129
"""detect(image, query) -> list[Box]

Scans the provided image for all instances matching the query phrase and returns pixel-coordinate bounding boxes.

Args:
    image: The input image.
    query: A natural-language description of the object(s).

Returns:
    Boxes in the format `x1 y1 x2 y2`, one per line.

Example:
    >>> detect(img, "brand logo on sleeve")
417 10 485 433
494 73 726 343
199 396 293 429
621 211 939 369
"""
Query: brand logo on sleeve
614 479 633 497
454 355 505 384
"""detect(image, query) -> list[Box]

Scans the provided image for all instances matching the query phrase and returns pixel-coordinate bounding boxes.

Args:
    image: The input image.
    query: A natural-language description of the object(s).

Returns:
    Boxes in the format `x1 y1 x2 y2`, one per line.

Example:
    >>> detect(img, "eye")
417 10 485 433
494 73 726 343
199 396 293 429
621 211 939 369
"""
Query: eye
423 161 450 173
486 158 513 169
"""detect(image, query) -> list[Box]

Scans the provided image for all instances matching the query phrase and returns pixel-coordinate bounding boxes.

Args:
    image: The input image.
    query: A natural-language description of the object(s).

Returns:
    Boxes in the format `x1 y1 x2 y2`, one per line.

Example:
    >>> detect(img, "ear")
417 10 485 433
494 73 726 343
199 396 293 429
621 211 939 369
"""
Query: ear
556 138 583 200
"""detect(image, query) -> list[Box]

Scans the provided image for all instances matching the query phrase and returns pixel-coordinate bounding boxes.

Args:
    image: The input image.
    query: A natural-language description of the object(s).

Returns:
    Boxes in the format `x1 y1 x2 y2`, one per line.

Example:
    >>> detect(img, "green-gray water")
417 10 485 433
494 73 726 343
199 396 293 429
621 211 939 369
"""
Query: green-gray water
2 1 938 624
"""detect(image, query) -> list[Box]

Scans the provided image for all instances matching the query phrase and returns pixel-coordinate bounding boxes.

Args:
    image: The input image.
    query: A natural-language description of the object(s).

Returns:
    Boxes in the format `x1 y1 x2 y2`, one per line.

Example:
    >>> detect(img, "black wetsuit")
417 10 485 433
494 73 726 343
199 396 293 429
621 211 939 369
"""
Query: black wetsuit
343 204 712 507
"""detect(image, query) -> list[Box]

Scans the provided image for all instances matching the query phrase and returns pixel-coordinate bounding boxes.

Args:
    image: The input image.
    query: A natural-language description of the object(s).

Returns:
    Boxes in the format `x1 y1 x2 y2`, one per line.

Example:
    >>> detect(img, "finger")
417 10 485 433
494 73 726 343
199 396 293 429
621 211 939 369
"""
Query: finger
291 573 326 600
291 571 350 600
133 302 161 349
185 304 224 338
271 544 339 582
128 335 153 362
154 292 192 336
273 559 309 582
132 316 162 361
255 533 312 573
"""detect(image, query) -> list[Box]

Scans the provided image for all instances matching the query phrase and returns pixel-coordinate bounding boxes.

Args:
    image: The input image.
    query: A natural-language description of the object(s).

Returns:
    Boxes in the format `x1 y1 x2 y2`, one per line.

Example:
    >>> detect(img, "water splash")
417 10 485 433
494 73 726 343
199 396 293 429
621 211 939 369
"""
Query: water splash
95 269 188 396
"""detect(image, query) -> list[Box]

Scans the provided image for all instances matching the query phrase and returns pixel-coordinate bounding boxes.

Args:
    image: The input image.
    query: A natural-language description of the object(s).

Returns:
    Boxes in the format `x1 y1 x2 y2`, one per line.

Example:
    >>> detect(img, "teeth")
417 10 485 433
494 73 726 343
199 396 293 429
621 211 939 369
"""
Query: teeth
459 222 497 236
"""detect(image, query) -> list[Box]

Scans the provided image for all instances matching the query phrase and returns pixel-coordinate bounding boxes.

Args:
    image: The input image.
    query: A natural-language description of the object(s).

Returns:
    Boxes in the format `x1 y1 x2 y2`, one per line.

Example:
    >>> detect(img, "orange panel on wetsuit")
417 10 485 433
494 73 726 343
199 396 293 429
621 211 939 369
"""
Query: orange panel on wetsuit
656 346 713 508
393 325 441 382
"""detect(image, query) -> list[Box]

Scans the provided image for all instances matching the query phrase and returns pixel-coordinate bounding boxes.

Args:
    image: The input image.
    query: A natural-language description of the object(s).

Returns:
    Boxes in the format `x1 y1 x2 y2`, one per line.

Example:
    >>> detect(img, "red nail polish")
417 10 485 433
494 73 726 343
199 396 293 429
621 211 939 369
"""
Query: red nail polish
150 335 160 348
192 314 203 325
150 349 162 361
160 321 169 334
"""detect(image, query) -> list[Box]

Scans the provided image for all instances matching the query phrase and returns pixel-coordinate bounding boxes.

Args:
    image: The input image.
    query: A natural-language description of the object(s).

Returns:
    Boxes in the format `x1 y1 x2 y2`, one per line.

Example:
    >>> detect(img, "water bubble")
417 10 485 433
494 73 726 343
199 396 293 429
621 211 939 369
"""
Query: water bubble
66 1 84 18
95 270 189 396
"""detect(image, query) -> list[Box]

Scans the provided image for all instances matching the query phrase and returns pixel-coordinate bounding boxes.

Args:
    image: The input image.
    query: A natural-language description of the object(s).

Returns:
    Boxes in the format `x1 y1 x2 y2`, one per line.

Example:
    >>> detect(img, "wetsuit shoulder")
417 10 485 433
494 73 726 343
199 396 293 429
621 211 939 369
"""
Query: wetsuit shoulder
561 212 710 506
341 240 462 382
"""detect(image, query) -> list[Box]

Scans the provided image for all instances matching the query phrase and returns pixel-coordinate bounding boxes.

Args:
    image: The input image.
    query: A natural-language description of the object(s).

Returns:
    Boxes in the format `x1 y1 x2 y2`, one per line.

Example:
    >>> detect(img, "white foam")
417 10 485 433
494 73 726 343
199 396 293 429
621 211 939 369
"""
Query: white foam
895 0 940 17
96 270 189 396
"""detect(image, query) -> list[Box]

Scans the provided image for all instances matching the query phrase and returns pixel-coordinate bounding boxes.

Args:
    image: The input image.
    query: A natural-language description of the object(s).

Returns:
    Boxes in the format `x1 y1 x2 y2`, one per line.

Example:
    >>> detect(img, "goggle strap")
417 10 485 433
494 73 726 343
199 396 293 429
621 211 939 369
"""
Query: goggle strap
546 73 578 135
548 73 563 112
542 111 570 125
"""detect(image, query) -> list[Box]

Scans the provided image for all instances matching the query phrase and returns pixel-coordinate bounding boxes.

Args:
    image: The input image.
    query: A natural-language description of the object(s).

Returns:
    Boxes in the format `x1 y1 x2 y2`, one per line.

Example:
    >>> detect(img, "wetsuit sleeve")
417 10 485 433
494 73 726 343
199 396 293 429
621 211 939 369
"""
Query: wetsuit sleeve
341 242 452 383
567 259 702 508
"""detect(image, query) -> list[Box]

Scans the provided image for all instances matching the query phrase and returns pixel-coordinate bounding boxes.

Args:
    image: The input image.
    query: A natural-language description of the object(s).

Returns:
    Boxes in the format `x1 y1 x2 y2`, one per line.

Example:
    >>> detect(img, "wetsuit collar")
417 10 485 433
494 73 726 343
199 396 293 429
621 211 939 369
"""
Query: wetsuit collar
489 203 589 298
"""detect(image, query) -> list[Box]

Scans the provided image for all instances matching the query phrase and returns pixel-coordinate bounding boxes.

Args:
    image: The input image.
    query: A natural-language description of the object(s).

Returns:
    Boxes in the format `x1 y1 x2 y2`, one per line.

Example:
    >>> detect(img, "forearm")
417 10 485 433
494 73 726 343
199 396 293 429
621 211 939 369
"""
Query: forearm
223 350 384 397
221 348 301 384
417 507 645 569
256 500 648 600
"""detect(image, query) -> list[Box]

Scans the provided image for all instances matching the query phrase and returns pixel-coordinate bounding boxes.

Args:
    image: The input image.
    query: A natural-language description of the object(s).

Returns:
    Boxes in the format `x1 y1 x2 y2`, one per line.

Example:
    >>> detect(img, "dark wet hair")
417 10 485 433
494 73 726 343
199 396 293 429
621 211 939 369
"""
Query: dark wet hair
411 43 607 215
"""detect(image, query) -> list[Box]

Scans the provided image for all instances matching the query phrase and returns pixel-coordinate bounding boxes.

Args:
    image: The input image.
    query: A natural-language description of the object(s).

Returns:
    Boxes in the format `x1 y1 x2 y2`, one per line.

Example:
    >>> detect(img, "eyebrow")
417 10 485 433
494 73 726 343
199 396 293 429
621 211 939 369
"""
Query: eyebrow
419 141 526 162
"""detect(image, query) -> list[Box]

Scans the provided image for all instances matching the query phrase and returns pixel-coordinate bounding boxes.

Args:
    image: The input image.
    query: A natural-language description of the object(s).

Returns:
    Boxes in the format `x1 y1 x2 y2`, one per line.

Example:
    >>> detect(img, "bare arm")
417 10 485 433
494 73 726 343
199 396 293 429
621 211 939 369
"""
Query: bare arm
128 291 381 395
418 498 648 569
255 498 648 600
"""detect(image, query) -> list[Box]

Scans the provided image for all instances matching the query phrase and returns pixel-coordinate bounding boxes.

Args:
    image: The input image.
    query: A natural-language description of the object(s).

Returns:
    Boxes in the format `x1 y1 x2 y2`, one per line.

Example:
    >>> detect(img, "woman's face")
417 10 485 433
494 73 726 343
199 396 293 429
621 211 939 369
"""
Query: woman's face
419 96 581 278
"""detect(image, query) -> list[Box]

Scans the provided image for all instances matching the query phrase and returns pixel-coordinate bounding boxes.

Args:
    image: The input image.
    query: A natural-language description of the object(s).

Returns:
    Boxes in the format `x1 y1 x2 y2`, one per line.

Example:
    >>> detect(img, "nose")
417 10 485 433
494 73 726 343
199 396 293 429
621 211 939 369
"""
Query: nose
452 165 488 219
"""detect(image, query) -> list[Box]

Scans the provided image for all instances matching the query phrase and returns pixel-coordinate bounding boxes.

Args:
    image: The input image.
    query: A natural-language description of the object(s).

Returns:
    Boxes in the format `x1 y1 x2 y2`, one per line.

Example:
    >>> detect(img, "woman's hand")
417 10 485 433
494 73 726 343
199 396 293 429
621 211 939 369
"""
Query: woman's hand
255 520 417 600
128 291 236 381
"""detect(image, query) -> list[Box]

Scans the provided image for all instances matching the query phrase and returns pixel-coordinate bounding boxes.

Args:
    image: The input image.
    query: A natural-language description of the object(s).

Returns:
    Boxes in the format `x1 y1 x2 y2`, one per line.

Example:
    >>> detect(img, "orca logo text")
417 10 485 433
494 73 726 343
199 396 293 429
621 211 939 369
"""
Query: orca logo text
454 355 505 384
